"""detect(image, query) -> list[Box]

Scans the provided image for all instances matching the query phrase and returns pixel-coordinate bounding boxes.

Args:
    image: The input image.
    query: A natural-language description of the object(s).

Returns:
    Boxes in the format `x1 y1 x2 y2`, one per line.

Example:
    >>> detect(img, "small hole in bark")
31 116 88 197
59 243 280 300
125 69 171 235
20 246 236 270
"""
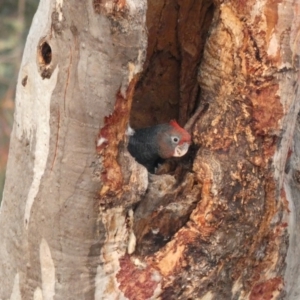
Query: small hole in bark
40 42 52 65
38 40 53 79
22 75 28 87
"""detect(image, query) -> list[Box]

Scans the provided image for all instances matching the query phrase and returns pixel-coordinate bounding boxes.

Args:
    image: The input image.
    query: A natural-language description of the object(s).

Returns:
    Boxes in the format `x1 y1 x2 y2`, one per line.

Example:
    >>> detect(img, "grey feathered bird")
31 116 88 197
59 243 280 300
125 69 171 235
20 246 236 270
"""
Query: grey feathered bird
128 120 191 173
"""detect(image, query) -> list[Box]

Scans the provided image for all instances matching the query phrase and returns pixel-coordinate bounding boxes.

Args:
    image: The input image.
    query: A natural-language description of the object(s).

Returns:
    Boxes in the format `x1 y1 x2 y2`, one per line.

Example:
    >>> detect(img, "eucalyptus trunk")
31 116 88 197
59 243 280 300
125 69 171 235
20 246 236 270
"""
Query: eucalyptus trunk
1 0 300 299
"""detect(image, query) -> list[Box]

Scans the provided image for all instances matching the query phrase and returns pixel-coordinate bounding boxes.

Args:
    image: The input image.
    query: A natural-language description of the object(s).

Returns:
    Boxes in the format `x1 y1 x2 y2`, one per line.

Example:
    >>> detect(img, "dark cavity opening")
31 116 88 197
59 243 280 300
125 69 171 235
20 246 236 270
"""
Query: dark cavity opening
129 0 215 175
130 1 215 129
128 1 216 256
40 42 52 65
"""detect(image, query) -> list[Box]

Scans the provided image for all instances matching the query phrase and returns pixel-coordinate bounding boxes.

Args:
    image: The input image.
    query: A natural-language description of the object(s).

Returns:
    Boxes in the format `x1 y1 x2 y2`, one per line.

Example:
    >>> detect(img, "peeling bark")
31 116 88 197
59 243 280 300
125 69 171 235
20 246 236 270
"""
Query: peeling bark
0 0 147 299
130 0 300 299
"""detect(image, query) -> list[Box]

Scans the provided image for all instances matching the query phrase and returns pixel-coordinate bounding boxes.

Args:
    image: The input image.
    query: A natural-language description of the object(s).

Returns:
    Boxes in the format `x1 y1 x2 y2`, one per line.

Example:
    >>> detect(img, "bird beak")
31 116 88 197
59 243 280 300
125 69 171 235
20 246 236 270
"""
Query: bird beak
173 142 190 157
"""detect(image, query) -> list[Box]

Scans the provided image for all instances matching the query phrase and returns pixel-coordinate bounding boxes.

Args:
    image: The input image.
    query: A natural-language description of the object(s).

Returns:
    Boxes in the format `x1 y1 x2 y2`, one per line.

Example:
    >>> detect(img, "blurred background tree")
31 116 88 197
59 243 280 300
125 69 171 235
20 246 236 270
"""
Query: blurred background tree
0 0 39 202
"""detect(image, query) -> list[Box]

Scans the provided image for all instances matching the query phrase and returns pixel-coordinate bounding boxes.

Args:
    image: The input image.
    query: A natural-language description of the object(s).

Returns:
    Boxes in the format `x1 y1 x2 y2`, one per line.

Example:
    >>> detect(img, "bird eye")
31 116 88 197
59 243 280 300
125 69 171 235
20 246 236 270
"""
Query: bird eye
172 136 179 143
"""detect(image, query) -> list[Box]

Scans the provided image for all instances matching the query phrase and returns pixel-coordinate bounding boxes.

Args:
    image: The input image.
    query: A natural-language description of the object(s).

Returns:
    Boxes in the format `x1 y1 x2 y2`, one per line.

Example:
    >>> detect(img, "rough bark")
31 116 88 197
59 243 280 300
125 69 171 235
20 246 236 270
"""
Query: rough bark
285 112 300 299
1 0 300 300
0 0 147 299
128 1 300 299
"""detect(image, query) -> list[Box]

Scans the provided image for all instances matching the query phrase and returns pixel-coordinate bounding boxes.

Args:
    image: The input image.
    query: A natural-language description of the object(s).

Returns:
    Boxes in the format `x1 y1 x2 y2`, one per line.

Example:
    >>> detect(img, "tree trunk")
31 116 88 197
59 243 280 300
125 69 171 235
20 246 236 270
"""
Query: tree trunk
1 0 300 300
0 0 147 299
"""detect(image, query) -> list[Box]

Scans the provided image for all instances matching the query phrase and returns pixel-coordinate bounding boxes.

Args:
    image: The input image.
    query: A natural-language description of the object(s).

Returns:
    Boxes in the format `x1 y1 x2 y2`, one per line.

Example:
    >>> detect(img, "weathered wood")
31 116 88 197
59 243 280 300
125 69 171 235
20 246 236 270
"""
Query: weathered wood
0 0 147 299
1 0 300 299
127 1 300 299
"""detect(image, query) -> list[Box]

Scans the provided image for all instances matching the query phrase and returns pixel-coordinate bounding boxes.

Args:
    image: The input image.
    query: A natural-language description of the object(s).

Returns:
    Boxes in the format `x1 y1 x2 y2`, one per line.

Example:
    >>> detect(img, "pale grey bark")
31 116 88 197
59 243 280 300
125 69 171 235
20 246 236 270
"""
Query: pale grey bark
0 0 147 299
285 108 300 300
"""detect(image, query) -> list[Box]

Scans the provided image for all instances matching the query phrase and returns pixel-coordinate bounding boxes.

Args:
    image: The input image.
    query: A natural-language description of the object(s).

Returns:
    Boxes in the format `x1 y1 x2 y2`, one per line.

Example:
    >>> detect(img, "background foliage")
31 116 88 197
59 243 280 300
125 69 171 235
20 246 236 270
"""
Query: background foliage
0 0 39 202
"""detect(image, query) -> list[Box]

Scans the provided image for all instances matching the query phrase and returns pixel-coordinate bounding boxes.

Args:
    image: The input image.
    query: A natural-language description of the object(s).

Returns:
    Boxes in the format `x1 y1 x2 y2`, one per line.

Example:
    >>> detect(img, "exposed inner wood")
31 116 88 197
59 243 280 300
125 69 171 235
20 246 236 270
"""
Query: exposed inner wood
124 1 300 299
130 0 214 128
1 0 299 299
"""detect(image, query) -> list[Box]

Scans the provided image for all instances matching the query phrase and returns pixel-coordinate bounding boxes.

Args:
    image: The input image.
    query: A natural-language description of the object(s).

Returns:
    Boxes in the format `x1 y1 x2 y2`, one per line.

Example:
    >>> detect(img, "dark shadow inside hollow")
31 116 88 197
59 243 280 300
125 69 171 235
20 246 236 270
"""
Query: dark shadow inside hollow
129 0 216 255
37 40 53 79
40 42 52 65
128 0 215 175
130 0 215 129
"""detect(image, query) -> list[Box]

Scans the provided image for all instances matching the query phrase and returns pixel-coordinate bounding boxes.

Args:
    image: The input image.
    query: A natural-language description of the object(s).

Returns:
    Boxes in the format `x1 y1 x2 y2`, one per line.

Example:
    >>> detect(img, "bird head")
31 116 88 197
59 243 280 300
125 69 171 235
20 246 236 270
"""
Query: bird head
157 120 191 159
